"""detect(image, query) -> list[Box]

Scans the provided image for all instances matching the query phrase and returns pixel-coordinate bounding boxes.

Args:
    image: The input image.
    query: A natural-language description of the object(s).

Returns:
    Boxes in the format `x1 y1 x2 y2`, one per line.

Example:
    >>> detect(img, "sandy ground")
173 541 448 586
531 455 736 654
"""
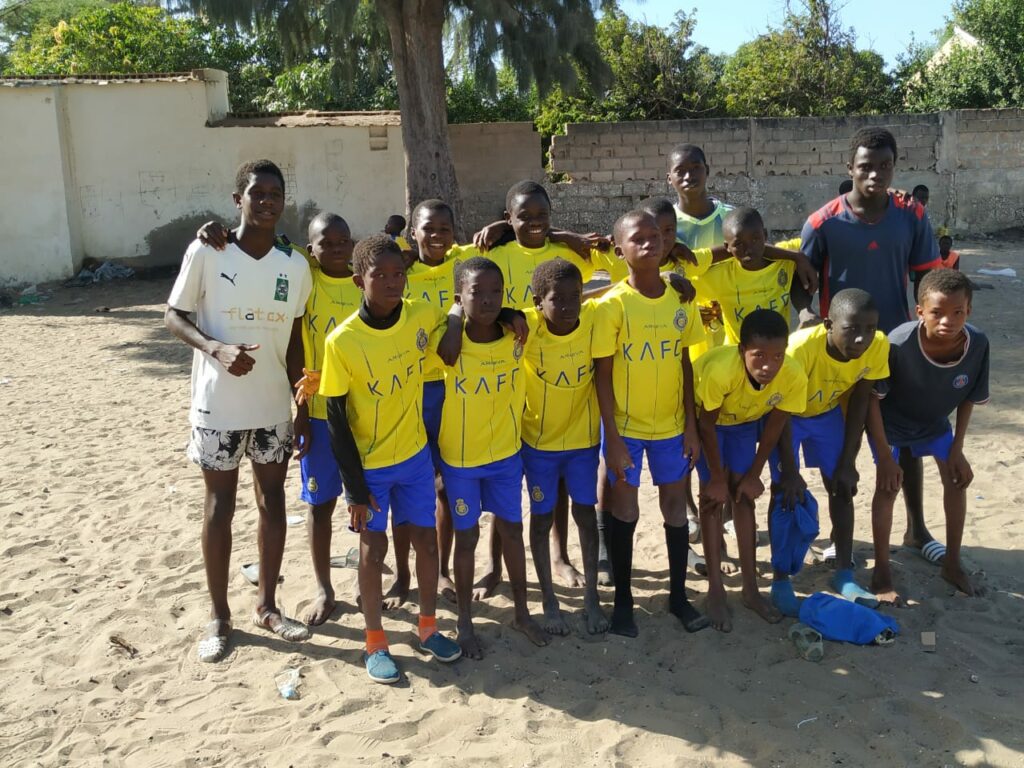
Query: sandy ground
1 239 1023 768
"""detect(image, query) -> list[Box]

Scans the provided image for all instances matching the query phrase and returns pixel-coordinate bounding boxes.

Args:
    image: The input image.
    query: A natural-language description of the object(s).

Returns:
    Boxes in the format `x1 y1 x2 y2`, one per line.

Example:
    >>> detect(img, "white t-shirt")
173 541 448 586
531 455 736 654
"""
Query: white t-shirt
168 239 312 430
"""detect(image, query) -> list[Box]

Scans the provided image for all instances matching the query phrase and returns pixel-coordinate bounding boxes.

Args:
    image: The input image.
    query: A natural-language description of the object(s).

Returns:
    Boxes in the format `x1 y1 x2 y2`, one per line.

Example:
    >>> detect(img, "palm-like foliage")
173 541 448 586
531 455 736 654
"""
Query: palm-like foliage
185 0 612 230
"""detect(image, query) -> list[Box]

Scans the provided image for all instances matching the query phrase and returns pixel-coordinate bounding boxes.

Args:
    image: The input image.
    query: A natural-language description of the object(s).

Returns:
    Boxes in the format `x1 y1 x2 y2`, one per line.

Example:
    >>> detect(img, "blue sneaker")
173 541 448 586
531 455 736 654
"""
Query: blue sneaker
419 632 462 663
831 569 880 609
364 650 401 684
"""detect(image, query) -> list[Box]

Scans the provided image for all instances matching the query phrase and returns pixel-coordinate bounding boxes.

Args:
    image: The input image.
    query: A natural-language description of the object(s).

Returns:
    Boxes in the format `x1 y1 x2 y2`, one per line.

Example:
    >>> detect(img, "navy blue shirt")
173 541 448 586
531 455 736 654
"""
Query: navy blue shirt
801 194 941 333
877 321 990 444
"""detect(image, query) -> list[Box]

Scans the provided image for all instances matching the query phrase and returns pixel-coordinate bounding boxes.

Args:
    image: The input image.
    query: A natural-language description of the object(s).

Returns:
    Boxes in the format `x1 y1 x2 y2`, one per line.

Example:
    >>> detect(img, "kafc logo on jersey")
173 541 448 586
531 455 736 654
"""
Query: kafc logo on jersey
531 486 545 503
513 339 524 361
454 498 470 516
953 374 969 389
767 392 783 407
416 327 428 352
673 308 688 331
777 269 788 287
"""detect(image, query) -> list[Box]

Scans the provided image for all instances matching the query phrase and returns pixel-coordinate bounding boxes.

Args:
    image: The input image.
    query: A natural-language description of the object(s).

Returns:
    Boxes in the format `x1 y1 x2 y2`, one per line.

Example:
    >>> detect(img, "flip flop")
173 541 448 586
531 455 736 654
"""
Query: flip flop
328 548 394 574
240 562 284 587
873 627 897 646
197 620 232 663
817 544 858 569
689 546 708 576
252 609 311 642
918 540 947 565
789 623 824 662
329 547 360 569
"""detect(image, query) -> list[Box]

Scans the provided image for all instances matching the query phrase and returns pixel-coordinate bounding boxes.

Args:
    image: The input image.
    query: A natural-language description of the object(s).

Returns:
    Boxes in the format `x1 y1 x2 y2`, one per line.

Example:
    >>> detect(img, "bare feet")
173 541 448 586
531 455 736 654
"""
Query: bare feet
553 559 586 588
720 554 740 576
438 574 457 603
512 614 550 646
942 563 983 596
472 570 501 601
382 578 410 610
741 589 783 624
706 588 733 633
597 560 614 587
870 572 905 606
457 623 484 660
583 601 610 634
302 590 337 625
541 600 571 636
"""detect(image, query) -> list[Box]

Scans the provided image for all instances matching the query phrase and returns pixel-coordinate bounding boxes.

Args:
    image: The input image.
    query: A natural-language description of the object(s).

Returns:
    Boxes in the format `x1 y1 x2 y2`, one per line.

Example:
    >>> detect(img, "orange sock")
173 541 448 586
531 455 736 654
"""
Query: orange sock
418 615 437 644
365 629 388 655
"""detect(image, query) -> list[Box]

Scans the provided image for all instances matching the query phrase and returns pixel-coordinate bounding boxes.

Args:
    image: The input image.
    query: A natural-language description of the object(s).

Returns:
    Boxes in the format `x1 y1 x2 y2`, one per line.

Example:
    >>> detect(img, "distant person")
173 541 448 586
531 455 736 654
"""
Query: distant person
165 159 313 663
384 213 414 266
911 184 930 208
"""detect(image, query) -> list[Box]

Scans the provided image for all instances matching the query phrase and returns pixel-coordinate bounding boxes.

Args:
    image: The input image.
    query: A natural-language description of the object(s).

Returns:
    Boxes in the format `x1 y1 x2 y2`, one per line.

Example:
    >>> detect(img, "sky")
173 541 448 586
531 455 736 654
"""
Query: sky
616 0 952 67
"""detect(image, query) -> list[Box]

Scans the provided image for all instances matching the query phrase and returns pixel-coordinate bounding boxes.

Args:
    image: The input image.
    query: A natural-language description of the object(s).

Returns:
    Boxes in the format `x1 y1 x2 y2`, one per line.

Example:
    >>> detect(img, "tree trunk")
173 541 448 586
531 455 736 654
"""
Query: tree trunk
379 0 465 239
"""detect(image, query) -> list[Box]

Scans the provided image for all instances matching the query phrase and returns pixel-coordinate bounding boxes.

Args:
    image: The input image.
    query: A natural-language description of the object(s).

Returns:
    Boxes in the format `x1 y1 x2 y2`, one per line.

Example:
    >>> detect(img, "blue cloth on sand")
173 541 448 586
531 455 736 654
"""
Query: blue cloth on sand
769 490 819 576
798 593 899 645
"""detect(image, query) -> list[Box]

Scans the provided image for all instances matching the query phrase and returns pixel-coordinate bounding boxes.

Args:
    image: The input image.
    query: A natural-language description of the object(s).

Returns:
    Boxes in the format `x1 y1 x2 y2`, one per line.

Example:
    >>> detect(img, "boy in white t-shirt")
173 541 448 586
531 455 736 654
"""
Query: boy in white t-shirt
165 159 313 663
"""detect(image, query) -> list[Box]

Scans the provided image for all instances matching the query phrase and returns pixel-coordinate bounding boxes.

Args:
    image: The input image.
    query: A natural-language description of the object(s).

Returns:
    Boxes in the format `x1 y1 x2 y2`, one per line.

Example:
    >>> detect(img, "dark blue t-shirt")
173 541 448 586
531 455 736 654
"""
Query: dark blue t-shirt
877 321 990 444
801 194 941 333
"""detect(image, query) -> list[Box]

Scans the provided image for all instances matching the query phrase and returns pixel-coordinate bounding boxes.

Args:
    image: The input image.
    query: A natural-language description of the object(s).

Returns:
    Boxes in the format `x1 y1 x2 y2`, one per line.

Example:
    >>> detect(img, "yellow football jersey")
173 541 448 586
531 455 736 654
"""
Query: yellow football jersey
521 302 600 452
593 281 706 440
318 299 445 469
405 244 479 382
694 345 808 426
439 328 526 467
787 325 890 418
694 259 793 345
485 240 597 309
599 245 714 285
302 270 363 419
405 243 479 310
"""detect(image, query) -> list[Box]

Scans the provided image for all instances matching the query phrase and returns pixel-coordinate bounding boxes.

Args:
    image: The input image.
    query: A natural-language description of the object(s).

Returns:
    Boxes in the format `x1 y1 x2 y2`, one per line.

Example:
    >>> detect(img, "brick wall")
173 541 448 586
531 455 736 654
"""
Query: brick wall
450 121 544 232
547 109 1023 235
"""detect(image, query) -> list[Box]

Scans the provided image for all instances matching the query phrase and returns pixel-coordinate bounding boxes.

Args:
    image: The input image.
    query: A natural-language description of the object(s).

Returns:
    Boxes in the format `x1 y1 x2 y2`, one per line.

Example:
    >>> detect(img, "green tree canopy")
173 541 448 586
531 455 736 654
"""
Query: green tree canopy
533 8 724 138
899 0 1024 110
3 1 280 111
719 0 895 117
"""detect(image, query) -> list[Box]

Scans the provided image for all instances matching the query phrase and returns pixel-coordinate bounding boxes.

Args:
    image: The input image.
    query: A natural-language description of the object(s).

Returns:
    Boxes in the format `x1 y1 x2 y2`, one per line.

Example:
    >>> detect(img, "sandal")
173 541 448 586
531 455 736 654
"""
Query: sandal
252 609 311 642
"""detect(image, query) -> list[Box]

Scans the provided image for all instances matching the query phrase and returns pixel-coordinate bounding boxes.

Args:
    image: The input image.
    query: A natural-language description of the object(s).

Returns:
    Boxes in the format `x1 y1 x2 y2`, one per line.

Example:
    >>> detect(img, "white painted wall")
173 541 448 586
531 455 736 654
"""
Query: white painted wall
1 70 407 284
0 70 543 285
0 86 76 284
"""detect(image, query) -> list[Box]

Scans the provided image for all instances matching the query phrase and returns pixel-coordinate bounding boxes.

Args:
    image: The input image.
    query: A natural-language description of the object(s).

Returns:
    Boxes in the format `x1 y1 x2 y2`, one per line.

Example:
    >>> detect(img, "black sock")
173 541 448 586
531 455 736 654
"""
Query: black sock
597 508 611 566
607 515 638 636
665 522 709 632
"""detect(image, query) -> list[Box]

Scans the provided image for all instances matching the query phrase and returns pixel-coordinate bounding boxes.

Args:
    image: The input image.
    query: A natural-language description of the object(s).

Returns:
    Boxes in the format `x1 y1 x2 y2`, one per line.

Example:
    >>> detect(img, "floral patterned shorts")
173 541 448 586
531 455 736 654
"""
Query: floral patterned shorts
186 420 293 471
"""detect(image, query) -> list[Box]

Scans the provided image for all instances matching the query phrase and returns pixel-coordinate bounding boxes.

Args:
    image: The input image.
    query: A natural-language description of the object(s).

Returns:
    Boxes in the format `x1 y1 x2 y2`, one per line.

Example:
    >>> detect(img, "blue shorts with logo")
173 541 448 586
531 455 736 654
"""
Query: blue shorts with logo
521 443 599 514
604 433 691 487
422 380 445 470
870 424 954 463
696 421 759 483
360 445 437 533
440 453 524 531
299 418 343 504
770 407 844 483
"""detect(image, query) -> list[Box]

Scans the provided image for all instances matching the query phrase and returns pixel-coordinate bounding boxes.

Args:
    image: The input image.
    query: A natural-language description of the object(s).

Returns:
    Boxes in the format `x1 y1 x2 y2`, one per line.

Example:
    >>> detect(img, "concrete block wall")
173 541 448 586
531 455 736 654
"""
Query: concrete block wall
549 110 1022 234
449 122 544 232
